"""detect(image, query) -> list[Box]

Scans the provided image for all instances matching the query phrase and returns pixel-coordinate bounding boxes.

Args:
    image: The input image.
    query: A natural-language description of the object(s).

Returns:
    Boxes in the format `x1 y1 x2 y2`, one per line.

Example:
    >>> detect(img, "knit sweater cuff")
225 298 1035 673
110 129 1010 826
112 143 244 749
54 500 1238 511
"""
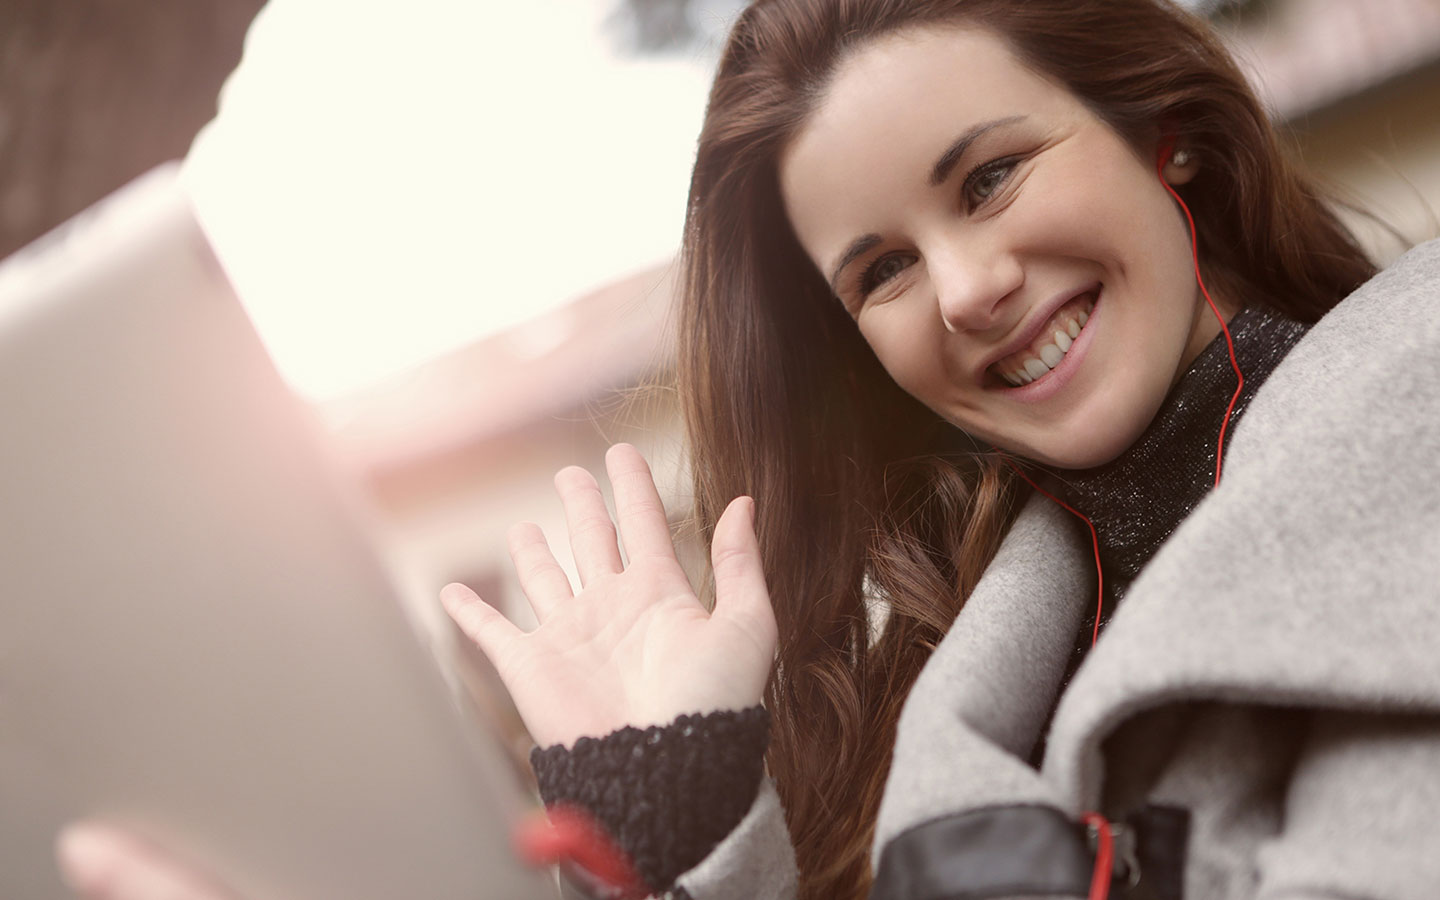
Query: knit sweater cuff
530 706 771 894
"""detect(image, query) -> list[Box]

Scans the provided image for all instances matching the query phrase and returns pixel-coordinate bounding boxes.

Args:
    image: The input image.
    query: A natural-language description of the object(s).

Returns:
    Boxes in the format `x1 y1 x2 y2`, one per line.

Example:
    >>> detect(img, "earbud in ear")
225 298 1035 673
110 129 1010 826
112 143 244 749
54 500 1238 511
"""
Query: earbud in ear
1157 136 1198 186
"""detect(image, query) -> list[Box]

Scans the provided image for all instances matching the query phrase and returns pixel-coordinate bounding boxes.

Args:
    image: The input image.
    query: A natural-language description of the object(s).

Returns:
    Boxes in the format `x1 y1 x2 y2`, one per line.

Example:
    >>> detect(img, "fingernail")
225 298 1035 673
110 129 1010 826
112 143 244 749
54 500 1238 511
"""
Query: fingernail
439 583 470 605
56 824 118 892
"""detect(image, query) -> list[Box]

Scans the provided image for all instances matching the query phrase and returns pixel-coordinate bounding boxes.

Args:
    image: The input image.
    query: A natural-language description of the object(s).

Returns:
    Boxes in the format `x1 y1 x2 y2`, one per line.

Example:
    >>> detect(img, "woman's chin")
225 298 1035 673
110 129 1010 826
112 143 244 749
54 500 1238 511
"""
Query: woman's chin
1002 426 1145 470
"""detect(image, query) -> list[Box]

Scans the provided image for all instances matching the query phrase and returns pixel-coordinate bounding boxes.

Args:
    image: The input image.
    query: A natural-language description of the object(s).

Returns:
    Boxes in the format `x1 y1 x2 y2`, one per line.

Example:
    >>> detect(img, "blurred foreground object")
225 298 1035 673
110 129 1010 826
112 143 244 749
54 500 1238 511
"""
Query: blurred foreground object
0 167 557 900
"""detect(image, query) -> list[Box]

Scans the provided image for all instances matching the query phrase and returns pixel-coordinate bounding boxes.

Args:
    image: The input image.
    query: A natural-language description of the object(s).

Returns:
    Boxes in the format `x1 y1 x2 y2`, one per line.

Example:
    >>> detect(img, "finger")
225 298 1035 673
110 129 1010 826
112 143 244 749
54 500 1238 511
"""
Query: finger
710 497 777 644
506 522 573 620
605 443 679 565
554 465 623 584
441 582 524 665
56 824 236 900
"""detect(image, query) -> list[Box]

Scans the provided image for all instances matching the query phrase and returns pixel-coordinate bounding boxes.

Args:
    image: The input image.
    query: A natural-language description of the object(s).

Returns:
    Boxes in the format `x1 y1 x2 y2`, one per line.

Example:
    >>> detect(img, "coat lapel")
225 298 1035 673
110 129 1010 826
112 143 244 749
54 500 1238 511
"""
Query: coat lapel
873 495 1094 856
879 239 1440 844
1044 239 1440 810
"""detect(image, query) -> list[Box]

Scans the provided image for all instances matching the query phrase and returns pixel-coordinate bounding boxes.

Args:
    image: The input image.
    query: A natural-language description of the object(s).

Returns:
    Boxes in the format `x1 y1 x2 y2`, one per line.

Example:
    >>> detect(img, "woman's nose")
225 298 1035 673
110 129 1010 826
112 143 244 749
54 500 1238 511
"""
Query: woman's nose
928 245 1023 333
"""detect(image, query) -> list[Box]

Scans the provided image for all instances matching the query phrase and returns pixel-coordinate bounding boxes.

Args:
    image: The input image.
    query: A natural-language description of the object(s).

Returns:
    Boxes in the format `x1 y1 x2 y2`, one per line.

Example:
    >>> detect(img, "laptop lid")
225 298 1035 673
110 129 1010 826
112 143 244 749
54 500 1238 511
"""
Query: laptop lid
0 166 558 900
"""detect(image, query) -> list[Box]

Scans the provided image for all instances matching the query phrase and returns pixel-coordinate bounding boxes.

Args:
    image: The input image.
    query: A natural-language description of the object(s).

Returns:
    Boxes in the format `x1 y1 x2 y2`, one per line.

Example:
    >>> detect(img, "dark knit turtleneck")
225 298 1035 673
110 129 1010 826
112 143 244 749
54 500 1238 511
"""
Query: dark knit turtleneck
1042 302 1310 698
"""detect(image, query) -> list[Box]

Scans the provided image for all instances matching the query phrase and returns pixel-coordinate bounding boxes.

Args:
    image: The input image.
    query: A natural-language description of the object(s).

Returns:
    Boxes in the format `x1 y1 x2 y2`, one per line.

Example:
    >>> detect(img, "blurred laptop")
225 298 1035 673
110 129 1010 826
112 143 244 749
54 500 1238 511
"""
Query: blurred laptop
0 165 560 900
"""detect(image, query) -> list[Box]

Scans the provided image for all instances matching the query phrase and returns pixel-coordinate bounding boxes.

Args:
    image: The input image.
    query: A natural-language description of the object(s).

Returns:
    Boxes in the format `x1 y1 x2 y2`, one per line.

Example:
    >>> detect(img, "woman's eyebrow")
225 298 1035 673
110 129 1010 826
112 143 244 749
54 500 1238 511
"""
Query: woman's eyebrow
829 233 882 294
827 116 1028 294
928 115 1026 186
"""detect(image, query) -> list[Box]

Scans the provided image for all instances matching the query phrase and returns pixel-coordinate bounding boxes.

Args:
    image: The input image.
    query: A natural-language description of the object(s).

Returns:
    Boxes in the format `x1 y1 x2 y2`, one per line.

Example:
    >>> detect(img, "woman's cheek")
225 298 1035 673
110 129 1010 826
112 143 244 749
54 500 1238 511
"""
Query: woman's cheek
859 316 921 393
881 338 945 411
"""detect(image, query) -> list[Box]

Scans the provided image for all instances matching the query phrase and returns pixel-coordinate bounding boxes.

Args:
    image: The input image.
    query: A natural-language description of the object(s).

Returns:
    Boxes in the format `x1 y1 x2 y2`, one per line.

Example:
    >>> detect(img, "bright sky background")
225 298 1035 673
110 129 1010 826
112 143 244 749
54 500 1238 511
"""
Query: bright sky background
183 0 727 402
180 0 1226 404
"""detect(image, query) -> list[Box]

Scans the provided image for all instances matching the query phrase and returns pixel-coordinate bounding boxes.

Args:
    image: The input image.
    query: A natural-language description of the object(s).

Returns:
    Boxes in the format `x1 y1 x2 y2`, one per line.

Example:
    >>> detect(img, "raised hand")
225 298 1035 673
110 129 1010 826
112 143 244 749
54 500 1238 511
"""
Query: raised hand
441 443 777 750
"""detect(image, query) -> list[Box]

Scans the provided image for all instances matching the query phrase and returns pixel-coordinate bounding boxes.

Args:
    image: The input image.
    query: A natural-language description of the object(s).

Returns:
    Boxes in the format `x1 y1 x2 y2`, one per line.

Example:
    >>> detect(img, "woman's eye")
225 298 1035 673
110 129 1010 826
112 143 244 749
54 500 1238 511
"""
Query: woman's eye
860 253 916 296
964 158 1019 206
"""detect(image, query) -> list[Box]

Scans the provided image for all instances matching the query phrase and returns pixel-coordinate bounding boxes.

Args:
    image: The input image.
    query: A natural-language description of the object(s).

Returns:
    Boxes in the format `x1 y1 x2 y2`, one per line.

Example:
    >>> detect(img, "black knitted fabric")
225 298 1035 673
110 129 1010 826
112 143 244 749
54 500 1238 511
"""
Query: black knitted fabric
1054 303 1310 606
1024 304 1308 769
1042 304 1310 709
531 706 770 895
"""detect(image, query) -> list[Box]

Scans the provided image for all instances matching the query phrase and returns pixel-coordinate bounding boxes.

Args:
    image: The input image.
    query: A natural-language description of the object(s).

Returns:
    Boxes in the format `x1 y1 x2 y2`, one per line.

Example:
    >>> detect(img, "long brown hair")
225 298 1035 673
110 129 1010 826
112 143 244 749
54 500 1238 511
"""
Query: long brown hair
676 2 1375 896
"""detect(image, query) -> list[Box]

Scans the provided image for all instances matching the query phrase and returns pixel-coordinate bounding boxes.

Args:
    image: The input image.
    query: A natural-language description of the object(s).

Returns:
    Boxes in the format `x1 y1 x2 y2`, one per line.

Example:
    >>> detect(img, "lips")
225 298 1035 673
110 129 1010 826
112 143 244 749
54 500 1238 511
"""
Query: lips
979 283 1100 385
989 292 1097 386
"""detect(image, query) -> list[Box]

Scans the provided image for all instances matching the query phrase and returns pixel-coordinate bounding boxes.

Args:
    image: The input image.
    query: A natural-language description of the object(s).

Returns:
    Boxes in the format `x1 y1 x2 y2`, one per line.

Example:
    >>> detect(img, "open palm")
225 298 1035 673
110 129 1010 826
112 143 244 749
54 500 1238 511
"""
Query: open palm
441 443 777 750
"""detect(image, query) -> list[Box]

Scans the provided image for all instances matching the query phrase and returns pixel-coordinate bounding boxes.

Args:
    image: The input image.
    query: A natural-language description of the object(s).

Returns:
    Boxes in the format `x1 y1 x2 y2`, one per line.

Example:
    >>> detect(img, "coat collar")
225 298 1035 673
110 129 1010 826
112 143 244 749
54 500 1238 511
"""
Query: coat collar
876 238 1440 853
871 495 1092 857
1045 238 1440 809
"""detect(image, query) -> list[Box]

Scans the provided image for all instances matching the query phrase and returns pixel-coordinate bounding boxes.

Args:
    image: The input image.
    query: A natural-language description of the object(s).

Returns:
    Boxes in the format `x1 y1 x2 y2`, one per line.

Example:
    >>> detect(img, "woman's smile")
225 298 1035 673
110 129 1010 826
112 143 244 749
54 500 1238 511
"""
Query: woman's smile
779 24 1234 468
982 285 1097 392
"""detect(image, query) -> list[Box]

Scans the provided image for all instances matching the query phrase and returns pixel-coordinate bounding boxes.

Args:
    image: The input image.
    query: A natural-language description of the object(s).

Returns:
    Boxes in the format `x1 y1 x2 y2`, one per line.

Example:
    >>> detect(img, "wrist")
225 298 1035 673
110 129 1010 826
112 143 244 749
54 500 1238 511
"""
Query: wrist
531 706 771 893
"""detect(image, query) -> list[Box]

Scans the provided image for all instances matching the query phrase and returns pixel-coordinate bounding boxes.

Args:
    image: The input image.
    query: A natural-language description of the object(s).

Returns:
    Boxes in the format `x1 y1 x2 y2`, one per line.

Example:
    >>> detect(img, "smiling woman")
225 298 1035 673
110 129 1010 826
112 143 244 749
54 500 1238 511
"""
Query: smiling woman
659 1 1435 899
55 2 1440 900
779 27 1226 467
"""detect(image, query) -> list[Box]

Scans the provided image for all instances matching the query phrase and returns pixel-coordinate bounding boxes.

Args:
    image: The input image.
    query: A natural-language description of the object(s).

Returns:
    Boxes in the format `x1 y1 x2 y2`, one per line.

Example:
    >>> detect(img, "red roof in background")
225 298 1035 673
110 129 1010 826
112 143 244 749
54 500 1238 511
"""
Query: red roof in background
321 261 677 474
1217 0 1440 119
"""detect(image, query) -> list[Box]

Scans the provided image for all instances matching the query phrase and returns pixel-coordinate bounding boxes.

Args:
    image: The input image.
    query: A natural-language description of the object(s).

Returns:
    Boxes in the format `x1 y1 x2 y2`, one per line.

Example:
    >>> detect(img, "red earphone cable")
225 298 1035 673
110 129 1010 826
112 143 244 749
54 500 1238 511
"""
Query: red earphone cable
1081 812 1116 900
1156 150 1244 486
1004 458 1106 648
1004 148 1245 900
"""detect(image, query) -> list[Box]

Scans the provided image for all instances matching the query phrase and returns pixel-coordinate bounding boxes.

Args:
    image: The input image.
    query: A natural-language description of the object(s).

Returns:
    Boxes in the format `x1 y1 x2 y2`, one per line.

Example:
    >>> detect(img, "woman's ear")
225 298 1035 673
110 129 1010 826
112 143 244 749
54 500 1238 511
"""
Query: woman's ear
1161 146 1200 185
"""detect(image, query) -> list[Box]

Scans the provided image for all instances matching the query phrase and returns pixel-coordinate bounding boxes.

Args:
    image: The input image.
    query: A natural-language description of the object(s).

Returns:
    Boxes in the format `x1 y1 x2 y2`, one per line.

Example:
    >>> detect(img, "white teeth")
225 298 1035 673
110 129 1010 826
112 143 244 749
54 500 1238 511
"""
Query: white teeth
993 296 1097 387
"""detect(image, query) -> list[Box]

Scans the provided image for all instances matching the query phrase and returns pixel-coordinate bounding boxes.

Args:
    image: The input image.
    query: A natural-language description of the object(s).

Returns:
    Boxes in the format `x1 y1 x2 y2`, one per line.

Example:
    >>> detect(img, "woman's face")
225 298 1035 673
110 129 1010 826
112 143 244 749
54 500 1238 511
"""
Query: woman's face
779 25 1231 468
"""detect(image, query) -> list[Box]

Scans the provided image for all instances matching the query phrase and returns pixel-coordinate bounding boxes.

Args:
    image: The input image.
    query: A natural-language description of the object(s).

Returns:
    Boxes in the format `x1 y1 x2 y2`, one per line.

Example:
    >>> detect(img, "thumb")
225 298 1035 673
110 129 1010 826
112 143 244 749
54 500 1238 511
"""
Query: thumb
709 497 776 643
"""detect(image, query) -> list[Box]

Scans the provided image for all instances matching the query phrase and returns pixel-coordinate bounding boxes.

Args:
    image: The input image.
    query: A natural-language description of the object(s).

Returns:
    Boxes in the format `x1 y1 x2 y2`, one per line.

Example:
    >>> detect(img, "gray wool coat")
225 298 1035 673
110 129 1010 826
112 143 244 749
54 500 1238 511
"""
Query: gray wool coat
672 237 1440 900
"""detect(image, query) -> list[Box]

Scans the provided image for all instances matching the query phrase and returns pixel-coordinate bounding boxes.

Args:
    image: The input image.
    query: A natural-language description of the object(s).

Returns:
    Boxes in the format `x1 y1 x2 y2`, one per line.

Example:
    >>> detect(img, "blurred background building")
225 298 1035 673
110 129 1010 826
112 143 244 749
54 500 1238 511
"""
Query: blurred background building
4 0 1438 743
1214 0 1440 256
